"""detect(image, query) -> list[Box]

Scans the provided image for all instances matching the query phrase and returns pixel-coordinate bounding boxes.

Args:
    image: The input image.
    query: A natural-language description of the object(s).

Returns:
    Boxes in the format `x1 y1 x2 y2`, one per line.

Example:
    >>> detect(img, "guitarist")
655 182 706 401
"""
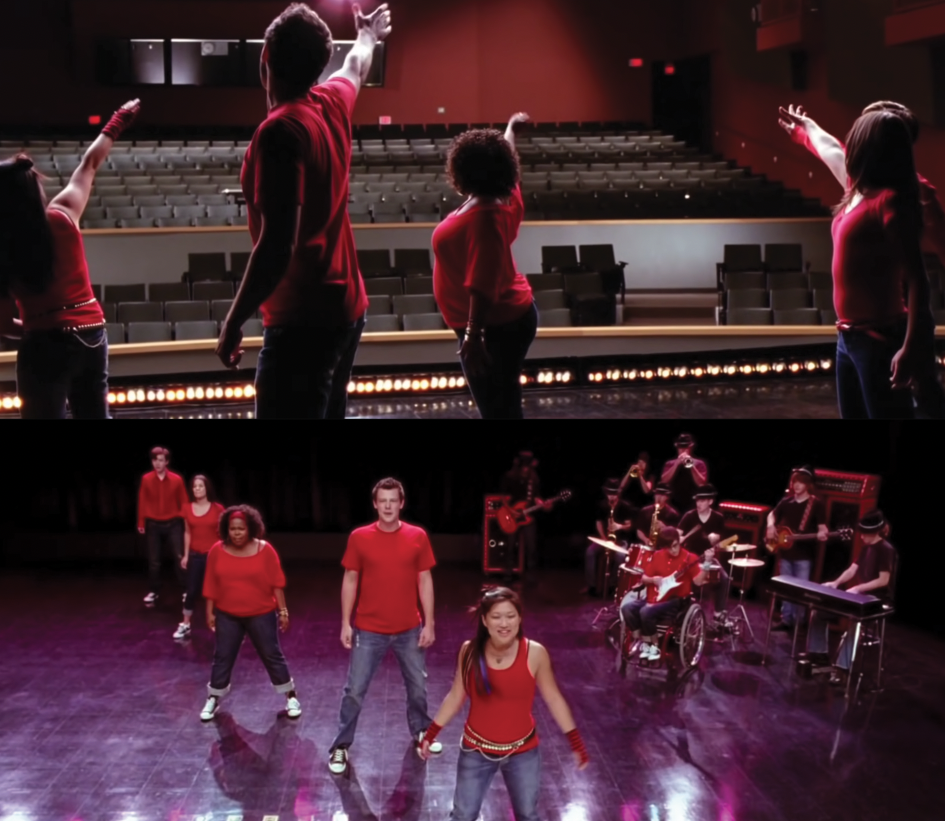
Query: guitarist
677 484 731 619
766 466 829 632
620 526 710 662
500 451 551 580
583 478 636 597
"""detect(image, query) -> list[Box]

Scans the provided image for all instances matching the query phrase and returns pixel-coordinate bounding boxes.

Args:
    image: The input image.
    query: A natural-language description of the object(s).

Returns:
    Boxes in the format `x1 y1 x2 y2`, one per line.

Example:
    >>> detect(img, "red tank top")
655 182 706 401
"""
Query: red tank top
12 208 103 331
464 637 539 754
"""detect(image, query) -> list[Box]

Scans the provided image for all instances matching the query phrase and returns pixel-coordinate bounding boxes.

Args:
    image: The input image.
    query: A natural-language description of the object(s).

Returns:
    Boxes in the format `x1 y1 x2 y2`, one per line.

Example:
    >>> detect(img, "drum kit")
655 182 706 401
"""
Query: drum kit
588 536 651 626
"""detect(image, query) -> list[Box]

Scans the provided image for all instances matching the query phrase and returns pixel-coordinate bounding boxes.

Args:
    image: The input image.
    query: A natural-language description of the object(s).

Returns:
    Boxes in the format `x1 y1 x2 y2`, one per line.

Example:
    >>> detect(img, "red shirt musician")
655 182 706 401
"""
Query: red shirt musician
419 586 588 820
138 446 189 606
172 474 225 642
328 478 438 776
620 526 710 662
0 99 140 419
200 505 300 722
216 3 391 420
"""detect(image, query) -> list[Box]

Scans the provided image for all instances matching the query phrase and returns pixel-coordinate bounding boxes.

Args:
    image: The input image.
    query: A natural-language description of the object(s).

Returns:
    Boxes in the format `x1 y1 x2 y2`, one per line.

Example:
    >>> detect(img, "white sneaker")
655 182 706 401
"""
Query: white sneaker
172 622 191 640
143 592 158 605
417 731 443 755
646 644 661 662
286 697 302 719
200 696 219 721
328 747 349 774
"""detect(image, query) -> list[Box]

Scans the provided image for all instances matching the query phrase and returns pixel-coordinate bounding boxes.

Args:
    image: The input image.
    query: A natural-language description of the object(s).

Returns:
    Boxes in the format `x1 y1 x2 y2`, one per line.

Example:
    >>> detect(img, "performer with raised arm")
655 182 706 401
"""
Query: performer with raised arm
0 99 140 418
432 113 537 419
328 478 440 776
418 587 588 821
217 3 391 419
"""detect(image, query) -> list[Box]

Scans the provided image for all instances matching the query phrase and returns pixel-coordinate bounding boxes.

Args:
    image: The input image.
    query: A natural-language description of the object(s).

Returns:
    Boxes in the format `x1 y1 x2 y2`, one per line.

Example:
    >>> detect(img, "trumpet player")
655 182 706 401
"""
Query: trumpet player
635 484 680 546
583 479 636 597
617 452 655 508
661 433 709 513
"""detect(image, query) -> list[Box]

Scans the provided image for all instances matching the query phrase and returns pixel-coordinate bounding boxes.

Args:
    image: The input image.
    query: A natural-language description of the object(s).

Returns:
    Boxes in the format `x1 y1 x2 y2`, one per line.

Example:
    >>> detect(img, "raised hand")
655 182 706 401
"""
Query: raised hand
507 112 531 135
354 3 392 42
778 104 814 145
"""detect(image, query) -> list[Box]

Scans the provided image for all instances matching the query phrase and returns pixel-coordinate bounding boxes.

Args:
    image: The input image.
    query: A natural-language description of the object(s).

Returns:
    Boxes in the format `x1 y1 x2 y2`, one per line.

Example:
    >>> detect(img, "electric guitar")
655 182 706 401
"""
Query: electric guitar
495 490 572 534
654 554 704 603
764 526 853 554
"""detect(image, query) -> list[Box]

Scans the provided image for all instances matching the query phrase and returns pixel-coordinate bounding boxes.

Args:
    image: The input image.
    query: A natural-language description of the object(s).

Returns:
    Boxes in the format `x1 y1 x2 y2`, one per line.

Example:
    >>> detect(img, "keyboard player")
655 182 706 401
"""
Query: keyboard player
807 510 897 686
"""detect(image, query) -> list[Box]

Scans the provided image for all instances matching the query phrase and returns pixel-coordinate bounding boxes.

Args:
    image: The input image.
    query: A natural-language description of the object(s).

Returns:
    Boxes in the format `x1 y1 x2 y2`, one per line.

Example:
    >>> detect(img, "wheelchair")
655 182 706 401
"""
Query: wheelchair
615 595 706 676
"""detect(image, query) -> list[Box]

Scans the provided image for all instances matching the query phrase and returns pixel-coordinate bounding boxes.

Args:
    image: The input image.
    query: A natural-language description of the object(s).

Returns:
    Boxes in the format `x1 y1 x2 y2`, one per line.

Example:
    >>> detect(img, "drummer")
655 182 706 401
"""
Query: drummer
583 478 636 597
677 484 731 620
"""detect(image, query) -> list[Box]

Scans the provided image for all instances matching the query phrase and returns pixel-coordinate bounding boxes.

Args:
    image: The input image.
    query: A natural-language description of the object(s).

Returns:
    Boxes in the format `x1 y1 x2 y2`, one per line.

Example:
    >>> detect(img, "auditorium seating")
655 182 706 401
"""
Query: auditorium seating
0 121 827 229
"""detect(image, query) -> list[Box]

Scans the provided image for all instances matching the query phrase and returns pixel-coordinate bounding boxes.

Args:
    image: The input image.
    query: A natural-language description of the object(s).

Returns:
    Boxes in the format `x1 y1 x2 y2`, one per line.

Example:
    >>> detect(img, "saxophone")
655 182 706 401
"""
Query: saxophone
649 502 662 545
607 505 616 540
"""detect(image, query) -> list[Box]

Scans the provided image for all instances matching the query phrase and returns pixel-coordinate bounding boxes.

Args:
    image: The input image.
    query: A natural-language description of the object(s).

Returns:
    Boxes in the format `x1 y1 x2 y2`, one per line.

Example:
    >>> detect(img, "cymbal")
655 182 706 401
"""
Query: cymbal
729 558 765 568
717 543 754 553
587 536 630 554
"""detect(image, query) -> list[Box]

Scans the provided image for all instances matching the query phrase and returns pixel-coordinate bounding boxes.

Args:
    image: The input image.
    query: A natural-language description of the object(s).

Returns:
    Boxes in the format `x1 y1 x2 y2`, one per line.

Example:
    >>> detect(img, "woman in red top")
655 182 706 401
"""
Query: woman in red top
432 113 538 419
172 475 225 642
419 587 587 821
0 99 140 419
200 505 300 722
829 110 935 418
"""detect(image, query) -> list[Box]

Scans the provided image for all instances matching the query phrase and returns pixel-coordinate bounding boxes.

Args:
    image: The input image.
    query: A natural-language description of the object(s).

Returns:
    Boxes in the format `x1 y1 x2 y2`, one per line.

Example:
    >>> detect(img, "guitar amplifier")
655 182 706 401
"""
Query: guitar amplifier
813 469 881 579
718 501 772 593
483 495 523 575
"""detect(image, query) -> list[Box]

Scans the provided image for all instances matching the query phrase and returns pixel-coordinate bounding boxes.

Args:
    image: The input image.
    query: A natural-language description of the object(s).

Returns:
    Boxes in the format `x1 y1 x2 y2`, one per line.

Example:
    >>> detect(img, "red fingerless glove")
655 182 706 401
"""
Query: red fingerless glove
421 722 443 746
101 103 140 141
566 728 589 766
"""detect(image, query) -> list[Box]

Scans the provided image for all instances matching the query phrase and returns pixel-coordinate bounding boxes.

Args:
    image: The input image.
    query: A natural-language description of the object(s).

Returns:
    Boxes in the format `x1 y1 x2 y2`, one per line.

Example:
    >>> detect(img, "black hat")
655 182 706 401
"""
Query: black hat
693 484 717 500
602 478 622 494
790 465 815 483
674 433 695 448
514 450 538 468
858 510 886 532
654 483 671 496
655 526 680 548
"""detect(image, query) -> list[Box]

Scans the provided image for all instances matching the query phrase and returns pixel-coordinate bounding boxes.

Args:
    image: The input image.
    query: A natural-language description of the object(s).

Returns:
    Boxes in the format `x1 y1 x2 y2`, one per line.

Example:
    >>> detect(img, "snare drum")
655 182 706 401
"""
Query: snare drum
616 562 644 603
701 562 722 585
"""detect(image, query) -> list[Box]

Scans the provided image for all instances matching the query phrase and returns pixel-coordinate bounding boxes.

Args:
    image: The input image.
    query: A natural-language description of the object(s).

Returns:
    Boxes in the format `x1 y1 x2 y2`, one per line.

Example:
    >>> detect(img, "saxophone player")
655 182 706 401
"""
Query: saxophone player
583 479 636 597
635 484 680 546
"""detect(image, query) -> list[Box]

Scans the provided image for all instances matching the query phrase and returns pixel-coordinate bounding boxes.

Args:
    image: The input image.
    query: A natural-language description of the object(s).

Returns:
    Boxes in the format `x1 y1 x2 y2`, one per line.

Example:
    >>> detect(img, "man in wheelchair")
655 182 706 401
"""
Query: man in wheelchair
806 510 897 686
620 525 711 662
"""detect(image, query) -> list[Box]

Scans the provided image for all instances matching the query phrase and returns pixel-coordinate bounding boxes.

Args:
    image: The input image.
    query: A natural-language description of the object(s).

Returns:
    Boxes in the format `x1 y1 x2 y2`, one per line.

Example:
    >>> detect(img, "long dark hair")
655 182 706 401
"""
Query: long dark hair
461 586 524 696
0 154 55 296
836 111 922 242
189 474 218 503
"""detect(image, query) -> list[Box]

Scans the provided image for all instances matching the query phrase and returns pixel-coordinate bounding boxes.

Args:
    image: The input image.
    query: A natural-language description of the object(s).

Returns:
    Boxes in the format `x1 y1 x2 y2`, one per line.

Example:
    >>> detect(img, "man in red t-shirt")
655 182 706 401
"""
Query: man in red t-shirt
137 446 189 606
778 101 945 419
328 477 439 776
619 526 709 662
216 2 391 420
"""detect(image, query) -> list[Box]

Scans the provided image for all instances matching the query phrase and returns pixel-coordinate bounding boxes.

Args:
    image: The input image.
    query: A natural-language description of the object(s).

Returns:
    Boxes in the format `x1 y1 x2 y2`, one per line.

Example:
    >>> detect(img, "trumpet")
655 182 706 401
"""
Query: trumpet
681 456 695 469
621 460 646 482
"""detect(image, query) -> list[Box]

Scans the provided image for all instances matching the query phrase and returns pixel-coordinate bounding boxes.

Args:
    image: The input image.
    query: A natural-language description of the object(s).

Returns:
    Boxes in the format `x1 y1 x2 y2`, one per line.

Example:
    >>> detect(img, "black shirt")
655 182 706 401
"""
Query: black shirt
636 503 681 541
772 495 826 562
597 499 637 539
501 470 541 505
848 539 896 601
678 508 727 558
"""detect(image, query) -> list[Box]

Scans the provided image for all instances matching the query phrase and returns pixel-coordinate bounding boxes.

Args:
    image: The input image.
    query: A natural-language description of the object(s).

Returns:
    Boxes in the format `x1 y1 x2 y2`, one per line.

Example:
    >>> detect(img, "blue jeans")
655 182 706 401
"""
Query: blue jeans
16 326 109 419
449 745 541 821
620 595 683 638
254 316 365 419
778 558 812 627
836 323 914 419
209 609 295 697
183 551 208 615
331 625 431 750
454 301 538 419
145 518 185 594
808 610 854 669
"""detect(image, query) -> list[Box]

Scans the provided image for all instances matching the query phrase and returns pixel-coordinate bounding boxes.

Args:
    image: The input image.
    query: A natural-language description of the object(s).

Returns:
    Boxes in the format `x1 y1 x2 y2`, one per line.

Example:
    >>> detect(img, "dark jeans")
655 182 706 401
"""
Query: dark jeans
454 301 538 419
208 609 295 697
331 625 431 751
836 322 915 419
146 518 185 594
620 596 684 638
449 745 541 821
16 327 109 419
183 551 208 614
254 316 365 419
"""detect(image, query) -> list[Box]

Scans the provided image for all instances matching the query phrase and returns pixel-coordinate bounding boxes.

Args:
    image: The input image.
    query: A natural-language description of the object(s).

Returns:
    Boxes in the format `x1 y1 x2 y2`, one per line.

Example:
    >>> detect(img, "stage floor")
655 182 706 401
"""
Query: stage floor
1 565 942 821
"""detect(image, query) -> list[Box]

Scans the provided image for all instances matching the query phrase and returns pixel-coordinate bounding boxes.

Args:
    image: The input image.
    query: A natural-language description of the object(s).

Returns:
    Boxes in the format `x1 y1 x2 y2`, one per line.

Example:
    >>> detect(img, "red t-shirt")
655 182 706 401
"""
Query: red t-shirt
465 637 539 754
241 77 367 327
341 521 436 634
643 548 701 603
831 189 910 326
137 470 189 530
202 540 286 617
432 185 533 329
0 208 104 332
182 501 225 555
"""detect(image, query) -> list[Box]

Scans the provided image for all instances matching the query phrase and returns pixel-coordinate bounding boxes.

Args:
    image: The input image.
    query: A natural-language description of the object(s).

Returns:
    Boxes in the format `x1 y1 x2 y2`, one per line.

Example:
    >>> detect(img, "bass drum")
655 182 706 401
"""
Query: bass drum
615 562 645 605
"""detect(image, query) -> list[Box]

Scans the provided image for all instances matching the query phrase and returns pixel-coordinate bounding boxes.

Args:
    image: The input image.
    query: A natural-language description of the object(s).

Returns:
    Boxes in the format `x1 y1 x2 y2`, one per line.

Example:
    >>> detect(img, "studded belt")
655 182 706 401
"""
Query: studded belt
462 724 536 753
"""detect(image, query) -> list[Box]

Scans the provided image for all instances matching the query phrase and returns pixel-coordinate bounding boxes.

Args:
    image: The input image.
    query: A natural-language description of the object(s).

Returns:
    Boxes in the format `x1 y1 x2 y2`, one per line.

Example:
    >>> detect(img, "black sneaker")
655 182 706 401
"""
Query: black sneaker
328 747 349 775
